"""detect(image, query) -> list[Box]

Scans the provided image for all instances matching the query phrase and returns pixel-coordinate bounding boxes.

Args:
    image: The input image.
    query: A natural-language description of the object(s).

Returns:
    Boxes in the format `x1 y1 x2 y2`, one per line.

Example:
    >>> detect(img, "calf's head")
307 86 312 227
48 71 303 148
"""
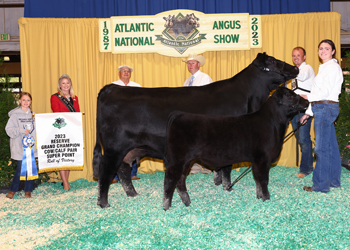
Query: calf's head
273 87 309 118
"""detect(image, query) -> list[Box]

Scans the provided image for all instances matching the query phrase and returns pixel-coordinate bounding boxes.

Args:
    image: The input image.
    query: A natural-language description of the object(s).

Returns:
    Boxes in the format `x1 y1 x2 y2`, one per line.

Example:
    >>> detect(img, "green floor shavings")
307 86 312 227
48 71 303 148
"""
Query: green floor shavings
1 166 350 249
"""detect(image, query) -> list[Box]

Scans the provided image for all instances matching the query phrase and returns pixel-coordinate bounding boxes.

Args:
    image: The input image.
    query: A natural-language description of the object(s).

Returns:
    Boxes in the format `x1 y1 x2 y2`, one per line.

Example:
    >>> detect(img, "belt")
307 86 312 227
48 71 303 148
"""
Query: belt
311 100 338 105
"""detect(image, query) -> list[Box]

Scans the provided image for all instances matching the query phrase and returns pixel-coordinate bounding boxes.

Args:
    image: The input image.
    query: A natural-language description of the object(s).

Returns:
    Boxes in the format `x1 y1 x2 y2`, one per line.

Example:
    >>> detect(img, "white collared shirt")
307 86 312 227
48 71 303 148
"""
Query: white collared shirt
183 70 213 87
111 79 141 87
294 62 315 95
305 58 343 116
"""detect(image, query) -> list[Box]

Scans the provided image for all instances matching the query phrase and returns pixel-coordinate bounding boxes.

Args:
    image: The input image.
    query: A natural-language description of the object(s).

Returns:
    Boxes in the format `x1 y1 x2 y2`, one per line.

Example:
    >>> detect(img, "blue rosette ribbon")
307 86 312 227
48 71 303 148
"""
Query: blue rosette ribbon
20 135 38 180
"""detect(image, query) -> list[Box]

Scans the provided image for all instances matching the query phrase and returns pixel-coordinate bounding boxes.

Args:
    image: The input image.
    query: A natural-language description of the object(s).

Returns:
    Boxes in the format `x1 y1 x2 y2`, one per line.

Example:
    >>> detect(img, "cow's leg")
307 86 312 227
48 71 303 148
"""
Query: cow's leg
214 165 232 191
118 162 138 197
221 165 233 191
163 162 185 211
92 143 102 179
213 169 222 186
251 162 270 201
98 150 121 208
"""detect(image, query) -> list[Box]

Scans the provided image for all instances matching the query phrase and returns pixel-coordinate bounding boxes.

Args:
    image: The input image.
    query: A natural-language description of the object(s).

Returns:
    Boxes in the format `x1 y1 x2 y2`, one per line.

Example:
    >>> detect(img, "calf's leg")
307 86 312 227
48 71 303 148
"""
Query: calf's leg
251 162 270 201
213 169 222 186
163 170 179 211
221 165 233 191
163 162 187 211
176 163 192 207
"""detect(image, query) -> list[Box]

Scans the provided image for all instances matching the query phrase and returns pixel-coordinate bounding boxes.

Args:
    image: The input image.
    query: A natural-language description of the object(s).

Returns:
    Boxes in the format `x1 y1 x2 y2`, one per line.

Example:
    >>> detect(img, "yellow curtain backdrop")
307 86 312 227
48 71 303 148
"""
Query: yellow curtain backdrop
18 12 341 182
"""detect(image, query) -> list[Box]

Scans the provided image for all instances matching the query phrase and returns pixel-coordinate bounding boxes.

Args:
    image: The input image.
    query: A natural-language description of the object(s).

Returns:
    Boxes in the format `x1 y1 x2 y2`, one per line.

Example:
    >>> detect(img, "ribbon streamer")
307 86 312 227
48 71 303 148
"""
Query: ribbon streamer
20 135 38 181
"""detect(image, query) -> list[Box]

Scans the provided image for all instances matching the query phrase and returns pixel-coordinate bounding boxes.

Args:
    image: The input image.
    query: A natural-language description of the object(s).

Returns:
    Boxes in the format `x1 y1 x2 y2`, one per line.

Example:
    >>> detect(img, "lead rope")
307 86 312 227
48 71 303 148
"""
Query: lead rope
296 111 300 166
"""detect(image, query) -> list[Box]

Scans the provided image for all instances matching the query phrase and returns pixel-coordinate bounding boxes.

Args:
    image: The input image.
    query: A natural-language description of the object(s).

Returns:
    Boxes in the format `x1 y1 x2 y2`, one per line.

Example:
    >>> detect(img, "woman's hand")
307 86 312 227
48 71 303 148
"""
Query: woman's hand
300 114 310 125
300 94 308 100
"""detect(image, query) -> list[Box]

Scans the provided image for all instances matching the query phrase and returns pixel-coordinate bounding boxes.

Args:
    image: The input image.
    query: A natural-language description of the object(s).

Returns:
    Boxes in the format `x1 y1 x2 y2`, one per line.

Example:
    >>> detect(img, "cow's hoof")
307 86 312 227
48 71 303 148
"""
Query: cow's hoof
213 172 222 186
163 200 171 211
261 193 270 201
184 201 191 207
262 197 270 202
126 192 138 197
98 202 110 208
214 180 222 186
223 186 233 192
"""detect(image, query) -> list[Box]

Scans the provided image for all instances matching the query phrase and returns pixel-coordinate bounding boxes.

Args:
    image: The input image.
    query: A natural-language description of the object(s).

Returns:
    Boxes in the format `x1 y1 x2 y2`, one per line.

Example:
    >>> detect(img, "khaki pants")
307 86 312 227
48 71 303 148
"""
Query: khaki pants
190 163 212 174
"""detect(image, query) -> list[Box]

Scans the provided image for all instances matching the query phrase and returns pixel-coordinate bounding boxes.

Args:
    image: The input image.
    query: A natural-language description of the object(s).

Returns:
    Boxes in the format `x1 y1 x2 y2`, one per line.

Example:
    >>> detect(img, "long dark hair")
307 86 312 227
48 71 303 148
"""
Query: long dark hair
318 39 336 58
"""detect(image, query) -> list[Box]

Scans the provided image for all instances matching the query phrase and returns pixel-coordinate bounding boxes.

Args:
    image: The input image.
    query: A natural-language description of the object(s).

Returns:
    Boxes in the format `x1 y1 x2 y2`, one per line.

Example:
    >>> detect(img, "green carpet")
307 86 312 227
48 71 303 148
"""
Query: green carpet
1 166 350 249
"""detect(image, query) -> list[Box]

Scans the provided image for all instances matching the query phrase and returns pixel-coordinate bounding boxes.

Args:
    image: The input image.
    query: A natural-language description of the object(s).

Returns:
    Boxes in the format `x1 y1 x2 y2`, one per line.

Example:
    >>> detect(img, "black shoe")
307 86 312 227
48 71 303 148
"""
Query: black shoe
303 186 313 192
341 159 350 171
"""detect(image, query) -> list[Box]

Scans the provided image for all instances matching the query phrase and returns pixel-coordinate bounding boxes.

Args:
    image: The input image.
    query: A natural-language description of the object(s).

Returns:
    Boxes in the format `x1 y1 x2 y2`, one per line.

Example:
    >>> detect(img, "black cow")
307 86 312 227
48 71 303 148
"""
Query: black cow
163 87 309 210
93 53 298 208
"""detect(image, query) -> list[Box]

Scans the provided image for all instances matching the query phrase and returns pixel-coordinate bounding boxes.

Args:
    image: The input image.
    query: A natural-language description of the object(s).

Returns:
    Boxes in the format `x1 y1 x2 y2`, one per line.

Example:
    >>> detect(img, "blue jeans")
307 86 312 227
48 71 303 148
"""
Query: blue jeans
114 162 138 181
291 112 314 175
312 103 341 192
10 160 34 193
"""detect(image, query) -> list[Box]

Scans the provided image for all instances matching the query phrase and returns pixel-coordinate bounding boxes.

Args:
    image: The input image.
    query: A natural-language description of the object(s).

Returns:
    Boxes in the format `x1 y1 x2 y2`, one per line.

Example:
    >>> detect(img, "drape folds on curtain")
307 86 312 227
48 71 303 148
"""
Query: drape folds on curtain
19 12 341 182
24 0 330 18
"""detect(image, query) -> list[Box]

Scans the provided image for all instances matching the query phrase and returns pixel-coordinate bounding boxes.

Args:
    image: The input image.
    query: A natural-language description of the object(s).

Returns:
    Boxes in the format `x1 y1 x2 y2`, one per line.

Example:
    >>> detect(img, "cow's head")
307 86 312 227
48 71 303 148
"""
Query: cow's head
163 15 175 28
272 87 309 118
253 52 299 91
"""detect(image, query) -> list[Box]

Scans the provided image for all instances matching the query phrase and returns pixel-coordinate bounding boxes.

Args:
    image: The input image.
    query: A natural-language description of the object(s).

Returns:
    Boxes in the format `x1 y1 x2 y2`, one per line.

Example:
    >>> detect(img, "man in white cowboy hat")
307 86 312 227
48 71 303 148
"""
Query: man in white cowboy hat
183 54 213 174
110 65 141 183
183 53 213 87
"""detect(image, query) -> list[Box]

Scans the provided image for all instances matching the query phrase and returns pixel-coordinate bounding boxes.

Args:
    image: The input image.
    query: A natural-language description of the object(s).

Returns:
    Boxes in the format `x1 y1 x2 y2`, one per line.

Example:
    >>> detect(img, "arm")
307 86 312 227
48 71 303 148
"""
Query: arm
300 114 310 125
300 95 313 117
74 95 80 112
296 65 314 82
5 116 26 139
50 94 61 112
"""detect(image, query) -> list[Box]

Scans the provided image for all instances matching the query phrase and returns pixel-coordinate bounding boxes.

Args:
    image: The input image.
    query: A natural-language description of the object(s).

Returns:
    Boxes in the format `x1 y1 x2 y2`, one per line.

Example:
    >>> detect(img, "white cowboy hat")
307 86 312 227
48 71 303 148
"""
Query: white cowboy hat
182 53 205 67
118 65 133 72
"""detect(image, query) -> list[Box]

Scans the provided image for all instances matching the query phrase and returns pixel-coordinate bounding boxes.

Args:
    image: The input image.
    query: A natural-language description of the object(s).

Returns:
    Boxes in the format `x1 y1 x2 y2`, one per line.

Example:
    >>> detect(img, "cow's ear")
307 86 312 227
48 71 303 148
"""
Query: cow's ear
253 52 268 70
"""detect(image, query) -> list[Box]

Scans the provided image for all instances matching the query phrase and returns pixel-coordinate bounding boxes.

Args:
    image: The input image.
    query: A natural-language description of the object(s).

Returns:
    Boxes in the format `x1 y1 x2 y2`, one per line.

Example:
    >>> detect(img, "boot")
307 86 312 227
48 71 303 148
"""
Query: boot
25 192 32 198
6 191 15 199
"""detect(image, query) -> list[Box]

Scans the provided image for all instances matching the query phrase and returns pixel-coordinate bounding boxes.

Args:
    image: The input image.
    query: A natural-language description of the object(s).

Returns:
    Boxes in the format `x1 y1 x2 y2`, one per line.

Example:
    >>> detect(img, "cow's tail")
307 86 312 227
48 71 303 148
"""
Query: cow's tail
92 101 102 179
164 111 183 167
